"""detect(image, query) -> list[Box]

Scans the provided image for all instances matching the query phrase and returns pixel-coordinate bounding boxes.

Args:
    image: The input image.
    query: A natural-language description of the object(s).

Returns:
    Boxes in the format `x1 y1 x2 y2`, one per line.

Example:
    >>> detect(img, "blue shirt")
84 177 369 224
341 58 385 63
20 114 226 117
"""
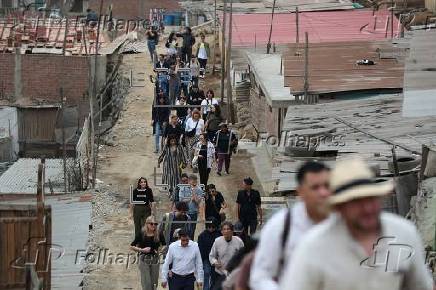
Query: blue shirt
178 185 205 214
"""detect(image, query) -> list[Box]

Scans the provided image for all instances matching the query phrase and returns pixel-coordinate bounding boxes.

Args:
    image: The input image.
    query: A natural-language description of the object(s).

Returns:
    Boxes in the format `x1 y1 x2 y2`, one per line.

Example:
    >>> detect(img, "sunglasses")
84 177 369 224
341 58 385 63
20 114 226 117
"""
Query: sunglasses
148 223 158 226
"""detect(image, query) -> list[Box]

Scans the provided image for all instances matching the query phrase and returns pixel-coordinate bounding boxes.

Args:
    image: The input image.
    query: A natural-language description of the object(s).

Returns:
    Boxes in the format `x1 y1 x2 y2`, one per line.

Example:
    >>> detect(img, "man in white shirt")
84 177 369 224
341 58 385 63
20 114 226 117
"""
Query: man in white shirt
249 161 331 290
210 221 245 289
161 229 204 290
280 157 435 290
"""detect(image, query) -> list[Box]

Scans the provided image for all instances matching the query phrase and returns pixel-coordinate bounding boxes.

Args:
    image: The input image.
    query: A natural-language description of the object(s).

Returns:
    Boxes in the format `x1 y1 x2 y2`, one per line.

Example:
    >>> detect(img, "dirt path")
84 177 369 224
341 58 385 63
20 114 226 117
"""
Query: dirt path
83 50 262 290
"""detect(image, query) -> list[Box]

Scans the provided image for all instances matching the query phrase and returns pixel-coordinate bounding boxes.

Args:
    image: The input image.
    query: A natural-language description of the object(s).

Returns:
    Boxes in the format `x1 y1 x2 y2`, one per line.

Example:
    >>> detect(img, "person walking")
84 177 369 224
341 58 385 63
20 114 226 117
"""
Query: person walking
250 161 331 290
178 174 205 238
280 157 435 290
184 109 204 167
152 96 170 153
201 90 219 120
205 105 223 142
190 56 200 87
173 173 189 205
161 229 204 290
130 216 165 290
130 177 155 237
163 114 184 144
236 177 262 236
209 222 245 290
193 133 215 186
214 123 238 175
205 184 227 225
189 86 205 110
154 54 170 97
159 202 192 246
175 95 190 125
168 64 180 105
198 217 222 290
166 32 178 60
146 26 159 63
158 135 187 193
196 33 210 78
176 27 196 64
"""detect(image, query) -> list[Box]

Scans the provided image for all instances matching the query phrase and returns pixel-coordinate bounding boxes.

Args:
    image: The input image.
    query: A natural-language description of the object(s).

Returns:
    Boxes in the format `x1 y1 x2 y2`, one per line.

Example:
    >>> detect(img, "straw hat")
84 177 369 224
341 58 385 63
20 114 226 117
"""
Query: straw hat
329 157 394 205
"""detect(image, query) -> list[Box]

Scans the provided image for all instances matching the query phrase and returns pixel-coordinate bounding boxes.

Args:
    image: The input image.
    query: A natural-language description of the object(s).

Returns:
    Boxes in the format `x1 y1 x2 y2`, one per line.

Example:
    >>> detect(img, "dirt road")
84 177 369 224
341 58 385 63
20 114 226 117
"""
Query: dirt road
83 50 262 290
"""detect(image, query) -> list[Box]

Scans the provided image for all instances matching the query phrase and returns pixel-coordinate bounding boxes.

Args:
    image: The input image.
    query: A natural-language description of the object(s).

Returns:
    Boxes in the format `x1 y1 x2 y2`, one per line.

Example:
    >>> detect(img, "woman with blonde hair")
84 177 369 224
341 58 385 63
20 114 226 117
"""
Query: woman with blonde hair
130 215 165 290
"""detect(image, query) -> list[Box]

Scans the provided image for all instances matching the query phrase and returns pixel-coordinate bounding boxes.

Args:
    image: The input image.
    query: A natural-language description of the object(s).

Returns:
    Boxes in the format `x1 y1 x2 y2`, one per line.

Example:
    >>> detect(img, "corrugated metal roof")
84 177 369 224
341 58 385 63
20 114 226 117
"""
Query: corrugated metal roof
283 41 405 95
0 158 67 194
229 9 400 47
273 94 436 191
402 30 436 117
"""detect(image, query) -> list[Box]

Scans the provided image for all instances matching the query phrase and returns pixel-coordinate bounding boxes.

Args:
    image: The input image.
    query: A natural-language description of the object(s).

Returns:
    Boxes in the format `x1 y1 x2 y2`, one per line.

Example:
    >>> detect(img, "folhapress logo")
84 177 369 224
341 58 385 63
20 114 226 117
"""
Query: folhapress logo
360 236 414 273
10 236 65 273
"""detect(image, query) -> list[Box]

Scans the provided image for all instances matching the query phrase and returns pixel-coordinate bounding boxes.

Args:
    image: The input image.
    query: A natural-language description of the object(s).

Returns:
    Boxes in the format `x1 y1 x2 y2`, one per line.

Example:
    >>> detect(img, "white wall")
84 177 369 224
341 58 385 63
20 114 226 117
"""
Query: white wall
0 106 19 159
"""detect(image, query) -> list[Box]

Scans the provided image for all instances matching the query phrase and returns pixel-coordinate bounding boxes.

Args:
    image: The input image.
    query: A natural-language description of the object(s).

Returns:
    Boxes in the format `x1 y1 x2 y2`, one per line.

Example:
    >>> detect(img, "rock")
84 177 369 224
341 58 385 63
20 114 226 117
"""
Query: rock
241 124 258 141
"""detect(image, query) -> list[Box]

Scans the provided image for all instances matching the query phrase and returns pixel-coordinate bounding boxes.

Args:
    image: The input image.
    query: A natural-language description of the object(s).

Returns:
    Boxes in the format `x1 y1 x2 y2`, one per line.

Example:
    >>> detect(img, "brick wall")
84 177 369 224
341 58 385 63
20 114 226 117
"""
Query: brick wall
0 54 15 99
21 55 90 105
249 79 279 137
88 0 180 19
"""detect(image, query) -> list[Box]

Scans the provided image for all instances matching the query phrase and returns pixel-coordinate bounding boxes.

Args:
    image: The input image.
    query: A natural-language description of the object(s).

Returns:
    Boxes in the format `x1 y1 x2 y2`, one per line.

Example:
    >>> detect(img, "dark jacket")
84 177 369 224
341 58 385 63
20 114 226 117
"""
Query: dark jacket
214 130 238 153
198 229 221 261
176 32 196 49
152 104 170 133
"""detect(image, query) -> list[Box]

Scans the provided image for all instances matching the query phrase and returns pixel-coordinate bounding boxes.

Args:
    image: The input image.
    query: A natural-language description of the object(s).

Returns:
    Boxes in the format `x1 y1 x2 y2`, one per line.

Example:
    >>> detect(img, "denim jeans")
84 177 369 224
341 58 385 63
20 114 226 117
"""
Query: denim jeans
147 40 157 62
157 74 169 97
203 259 212 290
188 212 198 239
154 122 162 152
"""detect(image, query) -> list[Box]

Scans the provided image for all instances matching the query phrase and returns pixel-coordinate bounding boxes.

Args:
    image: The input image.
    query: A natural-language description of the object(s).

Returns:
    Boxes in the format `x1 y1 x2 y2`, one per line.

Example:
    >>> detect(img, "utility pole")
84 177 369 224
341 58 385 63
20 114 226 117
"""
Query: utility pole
60 88 67 193
220 0 227 103
212 0 217 74
226 0 234 122
296 7 300 44
91 0 104 188
303 32 309 102
390 0 394 38
266 0 277 54
62 17 69 55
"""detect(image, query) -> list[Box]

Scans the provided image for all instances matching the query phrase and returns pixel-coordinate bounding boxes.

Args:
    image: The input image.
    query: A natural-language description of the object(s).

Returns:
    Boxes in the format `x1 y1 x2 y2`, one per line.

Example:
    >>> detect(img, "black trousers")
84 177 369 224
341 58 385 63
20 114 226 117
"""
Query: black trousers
169 273 195 290
241 218 257 235
198 58 207 73
198 160 211 186
211 273 226 290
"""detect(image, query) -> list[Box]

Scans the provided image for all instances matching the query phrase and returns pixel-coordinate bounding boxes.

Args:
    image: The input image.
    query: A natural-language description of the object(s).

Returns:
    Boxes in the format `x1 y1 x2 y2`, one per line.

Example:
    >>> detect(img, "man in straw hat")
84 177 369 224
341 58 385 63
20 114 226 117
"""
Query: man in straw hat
280 157 434 290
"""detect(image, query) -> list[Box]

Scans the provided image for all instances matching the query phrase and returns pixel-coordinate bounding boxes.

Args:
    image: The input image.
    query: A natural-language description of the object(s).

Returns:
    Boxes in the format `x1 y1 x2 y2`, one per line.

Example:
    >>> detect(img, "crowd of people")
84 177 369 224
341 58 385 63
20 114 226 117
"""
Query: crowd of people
128 25 435 290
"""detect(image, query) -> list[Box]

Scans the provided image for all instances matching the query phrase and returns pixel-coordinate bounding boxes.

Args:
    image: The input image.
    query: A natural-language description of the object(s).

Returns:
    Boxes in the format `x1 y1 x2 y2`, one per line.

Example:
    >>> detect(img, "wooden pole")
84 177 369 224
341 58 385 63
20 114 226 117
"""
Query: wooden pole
220 0 227 103
62 17 69 55
91 0 104 188
212 0 217 75
267 0 277 54
390 0 394 38
226 0 234 122
303 32 309 101
60 88 67 193
296 7 299 44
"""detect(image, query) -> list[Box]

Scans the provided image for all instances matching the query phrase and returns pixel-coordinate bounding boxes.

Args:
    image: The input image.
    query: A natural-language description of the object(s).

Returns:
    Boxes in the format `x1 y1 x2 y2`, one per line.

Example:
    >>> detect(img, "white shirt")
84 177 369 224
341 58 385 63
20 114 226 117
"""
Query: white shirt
250 201 315 290
198 43 208 59
185 118 204 136
194 141 216 168
280 213 434 290
162 240 204 283
209 236 244 276
200 98 219 115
